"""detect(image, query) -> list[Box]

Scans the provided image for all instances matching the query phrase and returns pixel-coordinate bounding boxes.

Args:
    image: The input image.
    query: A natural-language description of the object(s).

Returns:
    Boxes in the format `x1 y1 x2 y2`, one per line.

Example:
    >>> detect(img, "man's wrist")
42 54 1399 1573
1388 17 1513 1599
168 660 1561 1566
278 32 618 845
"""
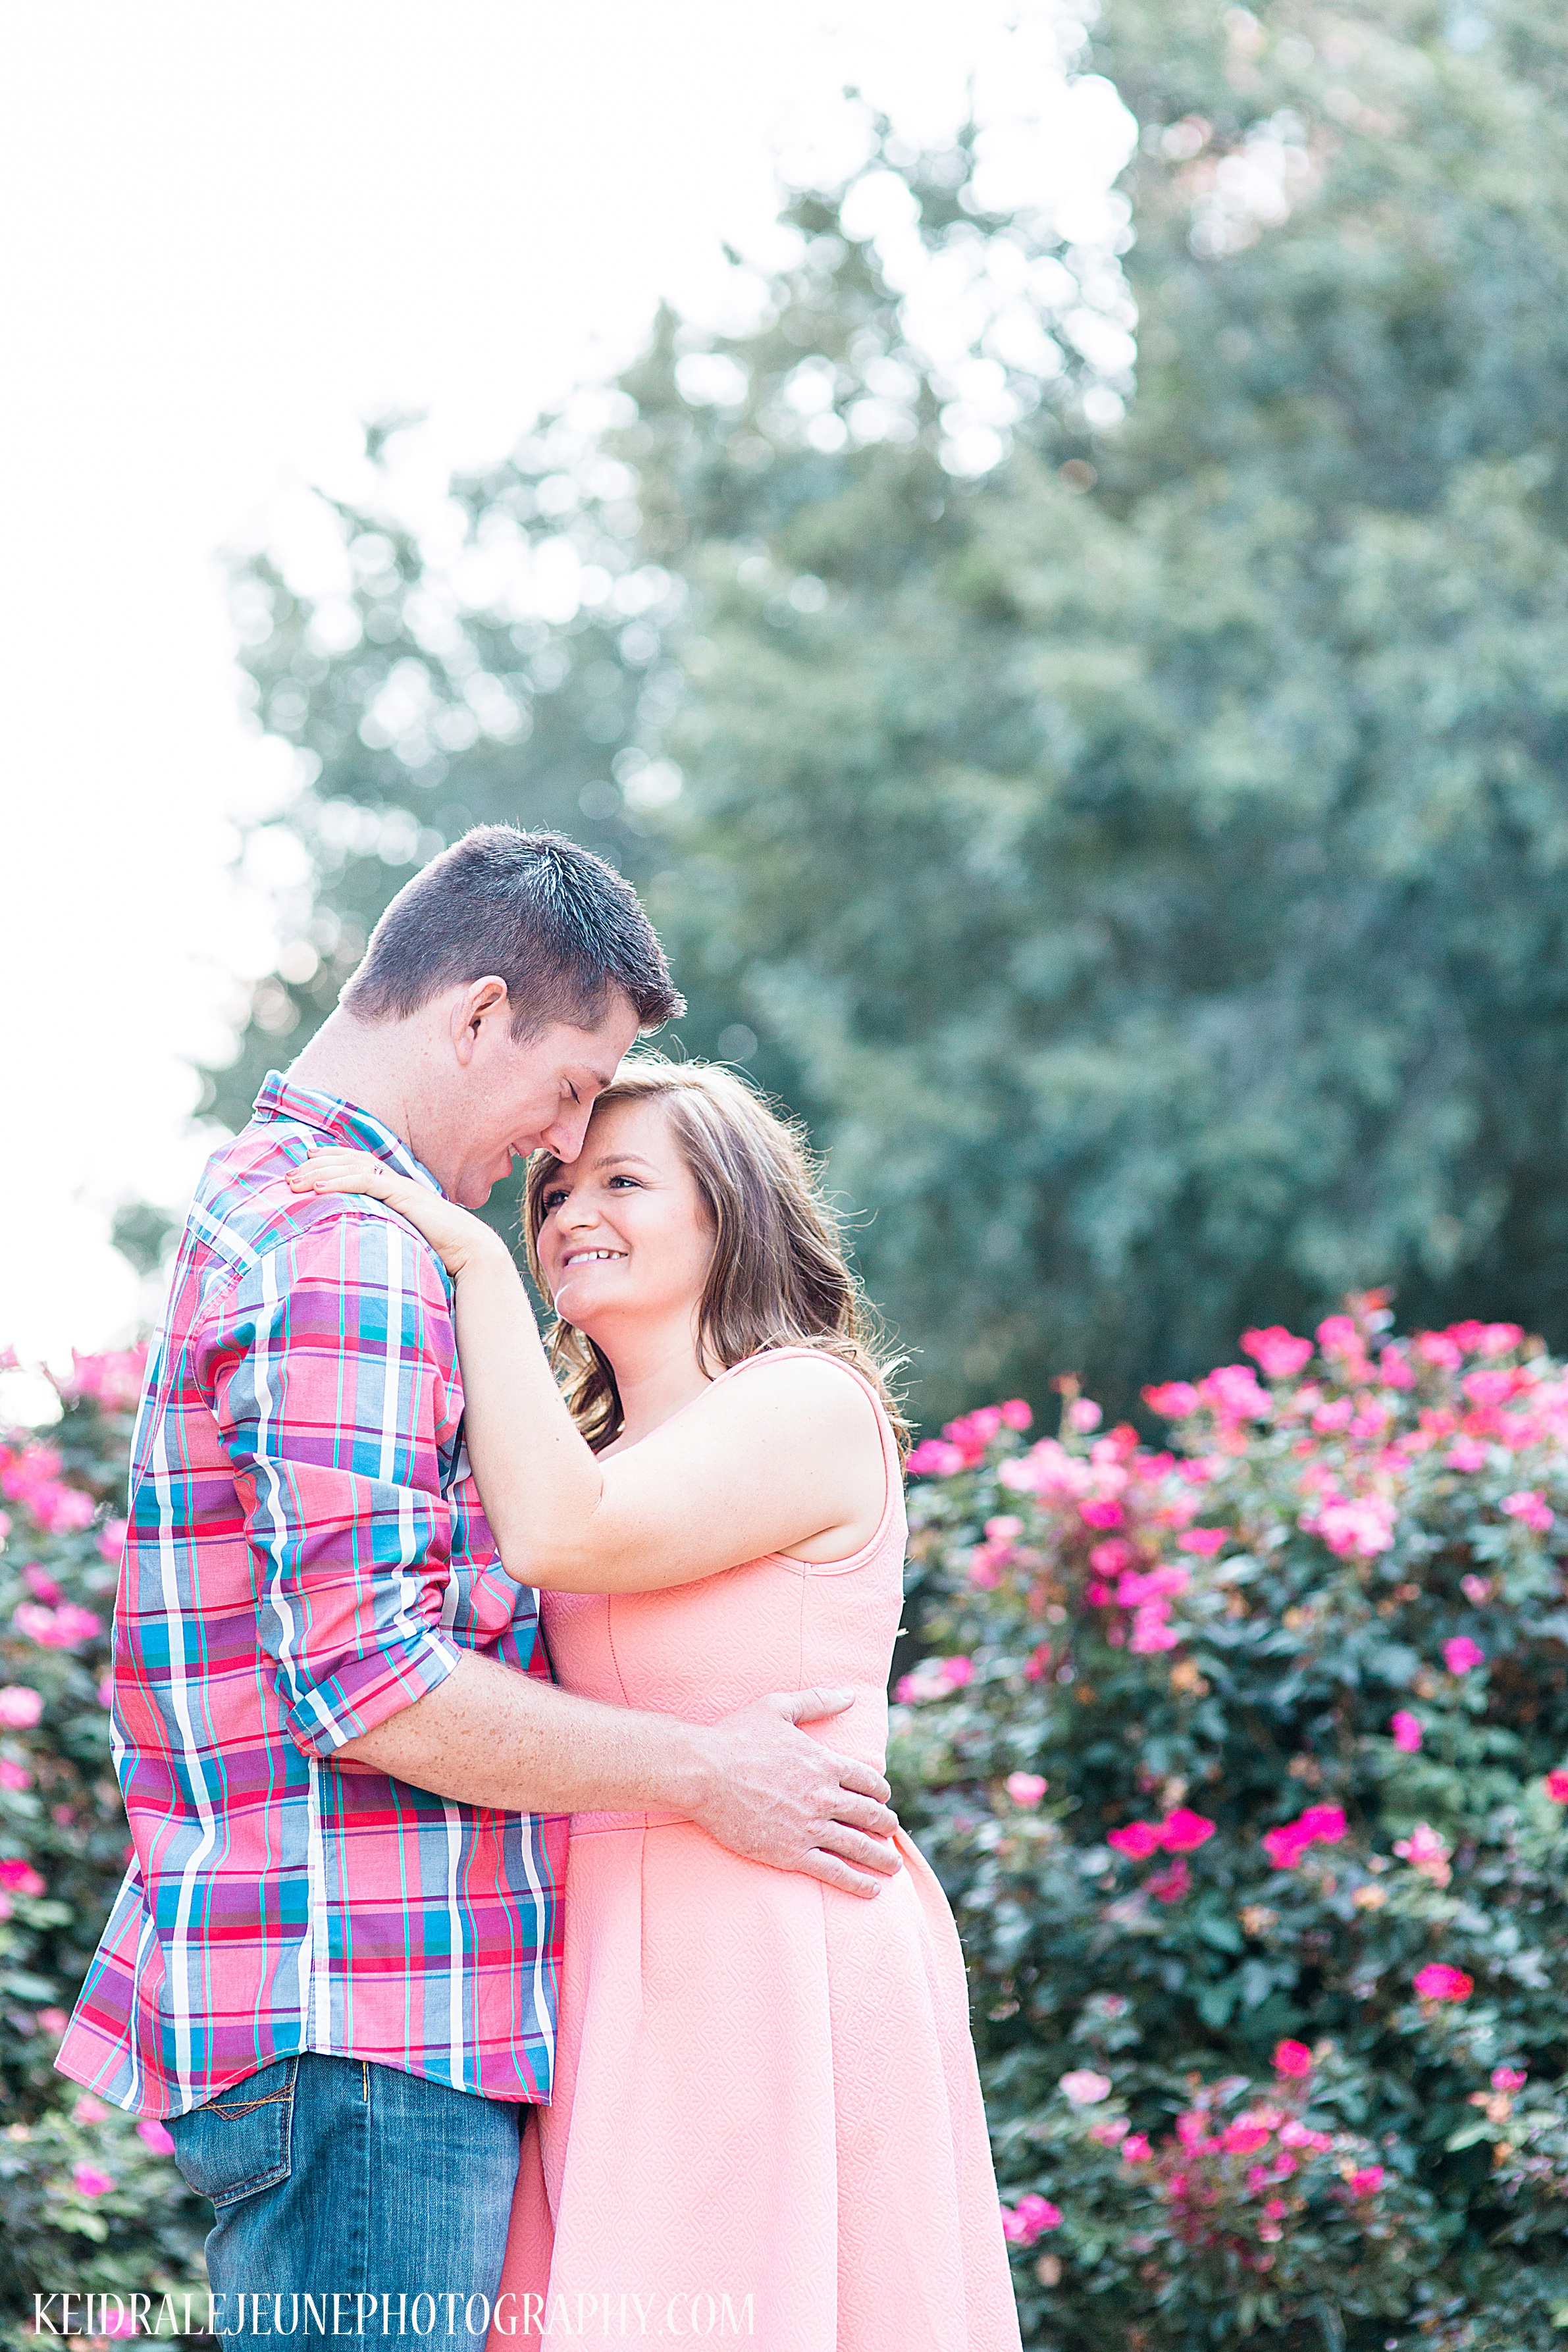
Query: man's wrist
650 1712 718 1821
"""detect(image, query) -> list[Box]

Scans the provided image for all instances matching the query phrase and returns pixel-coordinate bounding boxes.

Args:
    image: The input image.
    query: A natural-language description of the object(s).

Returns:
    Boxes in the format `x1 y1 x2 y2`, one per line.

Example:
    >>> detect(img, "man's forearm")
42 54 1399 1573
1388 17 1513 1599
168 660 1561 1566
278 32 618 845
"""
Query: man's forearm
335 1650 706 1816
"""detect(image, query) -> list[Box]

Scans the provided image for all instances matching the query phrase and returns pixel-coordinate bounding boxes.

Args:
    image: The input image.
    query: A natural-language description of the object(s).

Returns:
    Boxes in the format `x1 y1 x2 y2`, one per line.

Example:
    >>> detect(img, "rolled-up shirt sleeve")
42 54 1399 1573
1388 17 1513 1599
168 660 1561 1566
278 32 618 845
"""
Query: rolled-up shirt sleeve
200 1203 465 1758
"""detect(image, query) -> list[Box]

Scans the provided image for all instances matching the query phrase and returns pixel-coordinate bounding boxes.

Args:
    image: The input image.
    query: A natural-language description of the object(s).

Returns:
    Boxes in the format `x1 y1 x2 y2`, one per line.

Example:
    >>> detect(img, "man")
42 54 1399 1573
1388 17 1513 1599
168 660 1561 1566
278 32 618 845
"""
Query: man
59 827 897 2332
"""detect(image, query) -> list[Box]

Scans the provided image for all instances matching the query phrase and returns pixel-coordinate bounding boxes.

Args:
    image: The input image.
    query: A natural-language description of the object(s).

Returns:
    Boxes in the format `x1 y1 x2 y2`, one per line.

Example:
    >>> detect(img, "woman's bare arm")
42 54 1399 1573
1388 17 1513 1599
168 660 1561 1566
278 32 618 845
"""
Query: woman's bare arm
287 1151 884 1591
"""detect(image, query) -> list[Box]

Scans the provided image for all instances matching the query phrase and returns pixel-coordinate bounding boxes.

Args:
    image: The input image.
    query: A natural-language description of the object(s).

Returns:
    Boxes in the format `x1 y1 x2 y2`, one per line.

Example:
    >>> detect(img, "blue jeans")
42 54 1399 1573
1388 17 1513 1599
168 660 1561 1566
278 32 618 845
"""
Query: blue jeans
167 2054 522 2343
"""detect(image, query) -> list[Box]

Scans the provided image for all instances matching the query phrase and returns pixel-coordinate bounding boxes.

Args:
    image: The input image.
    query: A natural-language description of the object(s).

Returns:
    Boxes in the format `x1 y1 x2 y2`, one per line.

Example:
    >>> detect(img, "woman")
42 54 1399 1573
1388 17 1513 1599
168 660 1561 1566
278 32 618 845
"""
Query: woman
288 1061 1020 2352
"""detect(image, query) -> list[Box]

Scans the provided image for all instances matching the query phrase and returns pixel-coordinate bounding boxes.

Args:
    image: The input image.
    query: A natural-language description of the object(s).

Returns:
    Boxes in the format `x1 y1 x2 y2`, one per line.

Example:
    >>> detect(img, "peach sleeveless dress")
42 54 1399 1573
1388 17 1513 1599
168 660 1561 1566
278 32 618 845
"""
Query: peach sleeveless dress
489 1351 1020 2352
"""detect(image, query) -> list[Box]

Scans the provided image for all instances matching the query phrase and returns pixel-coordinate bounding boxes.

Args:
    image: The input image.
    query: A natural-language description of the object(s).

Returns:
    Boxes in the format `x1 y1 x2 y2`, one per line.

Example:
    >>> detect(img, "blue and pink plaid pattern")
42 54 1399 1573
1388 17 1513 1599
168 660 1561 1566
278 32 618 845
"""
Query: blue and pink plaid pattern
57 1076 563 2119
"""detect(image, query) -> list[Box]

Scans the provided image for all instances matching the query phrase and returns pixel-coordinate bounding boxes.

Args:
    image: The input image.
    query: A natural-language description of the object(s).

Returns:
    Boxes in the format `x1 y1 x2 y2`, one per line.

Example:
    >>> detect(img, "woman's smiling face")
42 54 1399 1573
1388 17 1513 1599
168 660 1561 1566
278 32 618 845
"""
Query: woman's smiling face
535 1095 716 1339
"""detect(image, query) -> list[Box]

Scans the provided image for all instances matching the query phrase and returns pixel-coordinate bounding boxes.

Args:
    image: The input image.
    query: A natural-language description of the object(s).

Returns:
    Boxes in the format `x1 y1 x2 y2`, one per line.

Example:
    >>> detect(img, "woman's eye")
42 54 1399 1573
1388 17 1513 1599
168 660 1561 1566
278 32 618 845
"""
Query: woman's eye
542 1189 568 1211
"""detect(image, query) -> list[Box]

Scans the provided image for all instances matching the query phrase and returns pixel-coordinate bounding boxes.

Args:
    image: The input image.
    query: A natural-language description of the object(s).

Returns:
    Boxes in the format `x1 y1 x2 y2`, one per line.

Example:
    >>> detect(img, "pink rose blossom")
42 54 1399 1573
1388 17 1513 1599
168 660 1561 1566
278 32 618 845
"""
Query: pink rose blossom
137 2117 177 2154
1143 1382 1200 1419
1445 1438 1488 1472
0 1686 43 1729
1001 2193 1060 2244
1079 1498 1126 1530
1414 1962 1473 2002
1121 2133 1153 2163
906 1439 966 1478
0 1858 45 1896
998 1399 1033 1430
1391 1712 1423 1753
1492 2068 1527 2094
1242 1328 1315 1380
1460 1575 1493 1604
1379 1346 1417 1390
97 1517 129 1563
1298 1804 1346 1842
1311 1496 1397 1560
1502 1490 1554 1534
22 1566 63 1605
1006 1772 1048 1808
38 2008 68 2033
1067 1398 1103 1432
1416 1332 1463 1369
72 2164 115 2197
1129 1606 1180 1654
1201 1365 1274 1422
30 1482 96 1534
1278 2120 1333 2151
1059 2070 1112 2106
1159 1808 1217 1853
1222 2119 1272 2155
895 1656 973 1704
0 1762 32 1791
1108 1821 1162 1859
59 1346 147 1411
73 2094 109 2124
1443 1636 1484 1675
1147 1857 1190 1904
1346 2167 1384 2198
1176 1527 1229 1555
1394 1823 1451 1886
1273 2041 1314 2079
1116 1565 1191 1606
1263 1805 1345 1869
14 1601 101 1650
1546 1769 1568 1803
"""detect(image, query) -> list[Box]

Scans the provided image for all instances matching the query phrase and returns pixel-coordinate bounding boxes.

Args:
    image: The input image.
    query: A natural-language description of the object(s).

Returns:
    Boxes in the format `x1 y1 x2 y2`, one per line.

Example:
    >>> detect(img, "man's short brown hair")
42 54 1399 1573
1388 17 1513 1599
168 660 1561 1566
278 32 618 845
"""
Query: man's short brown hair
340 825 683 1036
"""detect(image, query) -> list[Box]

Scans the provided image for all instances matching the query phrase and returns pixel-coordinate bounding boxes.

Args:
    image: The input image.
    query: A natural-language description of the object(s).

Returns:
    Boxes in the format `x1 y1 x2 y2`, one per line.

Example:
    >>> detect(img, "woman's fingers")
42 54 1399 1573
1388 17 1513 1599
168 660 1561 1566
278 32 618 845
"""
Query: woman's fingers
286 1149 391 1196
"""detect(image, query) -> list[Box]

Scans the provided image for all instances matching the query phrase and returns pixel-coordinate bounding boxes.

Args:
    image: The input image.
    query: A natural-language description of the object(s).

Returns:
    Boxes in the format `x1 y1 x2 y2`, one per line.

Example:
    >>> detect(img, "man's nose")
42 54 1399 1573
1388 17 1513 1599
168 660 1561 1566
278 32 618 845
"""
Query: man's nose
538 1105 593 1163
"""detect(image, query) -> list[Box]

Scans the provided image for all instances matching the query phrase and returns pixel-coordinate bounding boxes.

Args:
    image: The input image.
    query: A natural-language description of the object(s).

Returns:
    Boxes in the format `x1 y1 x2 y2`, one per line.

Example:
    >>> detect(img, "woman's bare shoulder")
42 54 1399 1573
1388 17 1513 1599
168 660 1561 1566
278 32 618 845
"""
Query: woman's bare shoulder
701 1349 882 1440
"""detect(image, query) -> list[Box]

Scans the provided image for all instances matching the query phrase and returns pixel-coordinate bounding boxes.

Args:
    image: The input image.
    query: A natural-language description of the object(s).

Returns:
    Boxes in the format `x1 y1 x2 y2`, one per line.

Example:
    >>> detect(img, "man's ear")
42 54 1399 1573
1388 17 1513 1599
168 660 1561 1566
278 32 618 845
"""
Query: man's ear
450 976 510 1066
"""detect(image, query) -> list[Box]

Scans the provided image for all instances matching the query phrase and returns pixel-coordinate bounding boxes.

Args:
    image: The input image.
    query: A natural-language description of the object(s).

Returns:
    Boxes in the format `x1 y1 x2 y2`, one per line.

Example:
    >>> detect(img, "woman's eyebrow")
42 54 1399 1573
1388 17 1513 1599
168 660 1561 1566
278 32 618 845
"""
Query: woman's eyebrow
590 1151 658 1172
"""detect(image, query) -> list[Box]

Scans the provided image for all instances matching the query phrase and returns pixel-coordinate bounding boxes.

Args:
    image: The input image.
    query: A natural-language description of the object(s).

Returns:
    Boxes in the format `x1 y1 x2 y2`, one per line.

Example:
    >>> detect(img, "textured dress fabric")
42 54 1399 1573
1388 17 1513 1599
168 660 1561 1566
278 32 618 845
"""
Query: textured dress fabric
488 1351 1021 2352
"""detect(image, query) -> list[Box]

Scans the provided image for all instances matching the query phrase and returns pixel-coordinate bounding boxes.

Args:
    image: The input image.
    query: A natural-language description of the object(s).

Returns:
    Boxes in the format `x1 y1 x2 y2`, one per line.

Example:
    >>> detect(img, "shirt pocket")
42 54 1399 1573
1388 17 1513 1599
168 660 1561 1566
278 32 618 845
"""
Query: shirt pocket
167 2054 298 2209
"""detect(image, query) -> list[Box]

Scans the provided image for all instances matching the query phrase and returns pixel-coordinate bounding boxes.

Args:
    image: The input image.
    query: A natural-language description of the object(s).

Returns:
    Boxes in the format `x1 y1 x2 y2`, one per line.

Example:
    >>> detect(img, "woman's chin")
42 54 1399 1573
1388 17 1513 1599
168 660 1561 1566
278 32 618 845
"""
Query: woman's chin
550 1279 617 1335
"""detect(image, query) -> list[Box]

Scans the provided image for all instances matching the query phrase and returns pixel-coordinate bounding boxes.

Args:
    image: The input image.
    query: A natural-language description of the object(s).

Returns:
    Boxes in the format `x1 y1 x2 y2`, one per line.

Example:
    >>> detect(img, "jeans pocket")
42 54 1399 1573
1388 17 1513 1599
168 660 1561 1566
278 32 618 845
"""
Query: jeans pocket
167 2056 298 2210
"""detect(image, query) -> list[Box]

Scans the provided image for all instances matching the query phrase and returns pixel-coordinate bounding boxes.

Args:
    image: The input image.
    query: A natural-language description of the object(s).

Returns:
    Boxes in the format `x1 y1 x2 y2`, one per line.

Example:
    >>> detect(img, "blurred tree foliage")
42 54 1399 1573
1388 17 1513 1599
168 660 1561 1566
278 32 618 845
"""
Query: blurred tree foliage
218 0 1568 1424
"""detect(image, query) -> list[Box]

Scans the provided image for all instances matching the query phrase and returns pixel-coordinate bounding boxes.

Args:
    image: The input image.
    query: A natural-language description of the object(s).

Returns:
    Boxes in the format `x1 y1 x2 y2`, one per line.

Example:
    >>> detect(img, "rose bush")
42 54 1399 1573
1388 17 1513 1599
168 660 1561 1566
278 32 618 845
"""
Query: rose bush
0 1351 207 2332
893 1297 1568 2349
16 1300 1568 2347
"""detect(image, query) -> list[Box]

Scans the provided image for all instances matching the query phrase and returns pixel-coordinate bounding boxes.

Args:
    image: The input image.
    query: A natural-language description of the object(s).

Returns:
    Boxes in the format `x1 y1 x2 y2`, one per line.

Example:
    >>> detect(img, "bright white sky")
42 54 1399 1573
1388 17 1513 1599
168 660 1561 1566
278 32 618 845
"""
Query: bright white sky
0 0 1131 1380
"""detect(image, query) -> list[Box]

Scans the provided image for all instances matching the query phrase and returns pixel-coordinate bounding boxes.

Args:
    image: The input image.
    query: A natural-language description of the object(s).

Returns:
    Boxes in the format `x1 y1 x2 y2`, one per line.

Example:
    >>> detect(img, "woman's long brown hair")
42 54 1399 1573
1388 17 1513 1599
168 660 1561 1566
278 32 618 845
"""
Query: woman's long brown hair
523 1060 909 1455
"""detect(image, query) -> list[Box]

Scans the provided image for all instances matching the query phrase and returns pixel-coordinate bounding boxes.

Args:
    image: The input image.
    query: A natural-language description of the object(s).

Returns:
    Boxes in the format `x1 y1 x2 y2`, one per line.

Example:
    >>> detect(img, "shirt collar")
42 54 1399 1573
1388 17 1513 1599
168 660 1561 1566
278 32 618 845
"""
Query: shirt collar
252 1072 444 1195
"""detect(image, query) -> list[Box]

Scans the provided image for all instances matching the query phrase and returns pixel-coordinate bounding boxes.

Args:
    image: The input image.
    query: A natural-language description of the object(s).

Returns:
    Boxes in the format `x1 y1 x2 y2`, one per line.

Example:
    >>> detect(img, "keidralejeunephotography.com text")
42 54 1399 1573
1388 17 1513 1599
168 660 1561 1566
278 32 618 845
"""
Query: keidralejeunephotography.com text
30 2292 760 2339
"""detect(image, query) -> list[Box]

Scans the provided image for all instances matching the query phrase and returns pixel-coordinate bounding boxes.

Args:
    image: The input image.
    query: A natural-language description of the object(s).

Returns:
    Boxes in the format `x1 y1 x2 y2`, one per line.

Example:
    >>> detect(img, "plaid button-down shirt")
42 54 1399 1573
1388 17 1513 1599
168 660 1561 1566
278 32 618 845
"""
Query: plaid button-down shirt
57 1076 564 2119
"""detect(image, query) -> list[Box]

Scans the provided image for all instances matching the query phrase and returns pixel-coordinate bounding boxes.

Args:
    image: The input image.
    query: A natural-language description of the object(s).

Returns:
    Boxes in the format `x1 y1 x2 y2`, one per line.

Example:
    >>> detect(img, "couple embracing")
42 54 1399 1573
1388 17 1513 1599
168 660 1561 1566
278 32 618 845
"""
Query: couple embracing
58 828 1020 2350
